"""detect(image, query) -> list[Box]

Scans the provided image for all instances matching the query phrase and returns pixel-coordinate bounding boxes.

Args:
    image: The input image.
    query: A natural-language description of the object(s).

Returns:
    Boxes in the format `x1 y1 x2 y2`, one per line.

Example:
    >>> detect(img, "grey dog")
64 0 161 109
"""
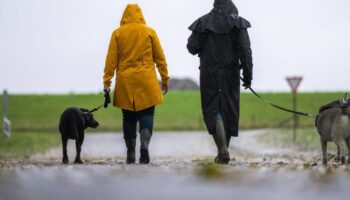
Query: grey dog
59 107 99 164
315 95 350 165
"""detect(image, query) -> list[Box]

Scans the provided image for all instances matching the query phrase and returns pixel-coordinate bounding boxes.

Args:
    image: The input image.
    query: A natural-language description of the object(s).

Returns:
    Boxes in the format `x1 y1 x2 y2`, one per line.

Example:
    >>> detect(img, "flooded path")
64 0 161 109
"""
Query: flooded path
1 130 350 200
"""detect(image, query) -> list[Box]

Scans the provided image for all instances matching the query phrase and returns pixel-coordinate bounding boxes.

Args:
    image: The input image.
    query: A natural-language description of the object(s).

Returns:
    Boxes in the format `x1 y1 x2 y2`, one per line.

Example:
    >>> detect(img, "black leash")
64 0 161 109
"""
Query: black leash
90 105 103 113
241 78 316 118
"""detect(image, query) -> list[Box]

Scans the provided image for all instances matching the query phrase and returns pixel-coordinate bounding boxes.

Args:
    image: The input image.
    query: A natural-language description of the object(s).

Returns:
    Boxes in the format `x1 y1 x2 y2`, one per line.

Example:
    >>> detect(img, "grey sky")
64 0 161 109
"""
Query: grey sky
0 0 350 93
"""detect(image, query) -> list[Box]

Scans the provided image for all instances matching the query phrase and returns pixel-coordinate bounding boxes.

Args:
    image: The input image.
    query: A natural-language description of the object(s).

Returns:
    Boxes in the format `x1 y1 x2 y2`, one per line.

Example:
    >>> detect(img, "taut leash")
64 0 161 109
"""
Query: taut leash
241 77 316 118
90 105 103 113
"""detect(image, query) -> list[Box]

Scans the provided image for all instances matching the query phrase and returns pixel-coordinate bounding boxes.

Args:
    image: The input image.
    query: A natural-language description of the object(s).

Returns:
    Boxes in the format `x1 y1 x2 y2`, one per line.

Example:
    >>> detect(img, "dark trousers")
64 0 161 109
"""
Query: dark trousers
122 106 155 140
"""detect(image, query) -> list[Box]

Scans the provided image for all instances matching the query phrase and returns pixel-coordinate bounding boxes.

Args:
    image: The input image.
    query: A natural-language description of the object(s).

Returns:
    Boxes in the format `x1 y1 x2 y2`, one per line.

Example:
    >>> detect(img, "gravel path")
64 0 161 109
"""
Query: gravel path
1 130 350 200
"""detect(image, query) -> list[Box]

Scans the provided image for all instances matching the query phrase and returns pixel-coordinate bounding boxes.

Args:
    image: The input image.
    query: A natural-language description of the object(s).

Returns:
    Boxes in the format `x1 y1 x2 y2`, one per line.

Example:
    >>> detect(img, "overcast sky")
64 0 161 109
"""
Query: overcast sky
1 0 350 93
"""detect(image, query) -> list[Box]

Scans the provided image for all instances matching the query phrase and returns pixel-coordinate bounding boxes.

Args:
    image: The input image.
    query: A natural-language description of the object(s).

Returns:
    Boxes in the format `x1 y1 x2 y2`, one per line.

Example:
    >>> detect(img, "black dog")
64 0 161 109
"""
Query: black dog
59 107 99 164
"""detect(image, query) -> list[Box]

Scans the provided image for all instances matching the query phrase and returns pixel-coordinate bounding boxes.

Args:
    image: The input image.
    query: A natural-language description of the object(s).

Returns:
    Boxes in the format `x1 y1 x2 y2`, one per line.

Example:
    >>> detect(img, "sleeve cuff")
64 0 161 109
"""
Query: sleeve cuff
161 77 170 85
103 81 111 90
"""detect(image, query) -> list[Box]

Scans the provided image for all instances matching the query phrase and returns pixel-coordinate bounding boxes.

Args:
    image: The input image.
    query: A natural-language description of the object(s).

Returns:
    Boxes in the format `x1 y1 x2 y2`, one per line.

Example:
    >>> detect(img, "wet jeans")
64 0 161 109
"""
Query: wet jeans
122 106 155 140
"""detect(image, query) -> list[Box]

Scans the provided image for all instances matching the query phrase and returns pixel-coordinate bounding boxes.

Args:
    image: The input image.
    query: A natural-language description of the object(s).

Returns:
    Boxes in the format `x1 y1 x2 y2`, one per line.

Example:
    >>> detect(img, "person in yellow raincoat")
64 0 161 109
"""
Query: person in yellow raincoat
103 4 169 164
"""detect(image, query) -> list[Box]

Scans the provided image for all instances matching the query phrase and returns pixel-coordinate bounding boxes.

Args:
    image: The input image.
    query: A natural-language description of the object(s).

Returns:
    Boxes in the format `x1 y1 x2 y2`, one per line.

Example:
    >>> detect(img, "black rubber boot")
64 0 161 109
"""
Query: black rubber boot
212 113 230 164
125 139 136 164
139 129 151 164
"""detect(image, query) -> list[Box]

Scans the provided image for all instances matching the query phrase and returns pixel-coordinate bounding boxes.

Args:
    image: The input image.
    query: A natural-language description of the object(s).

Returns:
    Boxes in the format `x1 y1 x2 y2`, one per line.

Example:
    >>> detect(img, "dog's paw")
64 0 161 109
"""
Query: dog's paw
322 159 328 166
74 159 84 164
62 157 69 164
341 156 346 165
335 156 341 163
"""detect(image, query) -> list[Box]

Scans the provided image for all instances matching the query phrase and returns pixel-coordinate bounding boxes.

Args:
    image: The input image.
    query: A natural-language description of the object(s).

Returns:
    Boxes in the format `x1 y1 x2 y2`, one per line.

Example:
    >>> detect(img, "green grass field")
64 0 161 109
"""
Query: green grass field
0 91 346 132
0 132 60 159
257 129 338 152
0 91 347 159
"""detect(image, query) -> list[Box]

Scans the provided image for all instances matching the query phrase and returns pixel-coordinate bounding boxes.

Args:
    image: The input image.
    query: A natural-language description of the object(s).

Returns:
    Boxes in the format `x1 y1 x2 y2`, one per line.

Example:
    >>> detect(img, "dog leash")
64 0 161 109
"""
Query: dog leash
90 105 103 113
241 77 316 118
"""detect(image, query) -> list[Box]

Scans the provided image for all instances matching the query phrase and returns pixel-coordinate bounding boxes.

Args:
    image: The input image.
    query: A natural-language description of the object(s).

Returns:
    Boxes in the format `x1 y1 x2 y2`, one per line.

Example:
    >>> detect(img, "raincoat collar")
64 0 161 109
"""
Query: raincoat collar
120 4 146 26
188 0 250 34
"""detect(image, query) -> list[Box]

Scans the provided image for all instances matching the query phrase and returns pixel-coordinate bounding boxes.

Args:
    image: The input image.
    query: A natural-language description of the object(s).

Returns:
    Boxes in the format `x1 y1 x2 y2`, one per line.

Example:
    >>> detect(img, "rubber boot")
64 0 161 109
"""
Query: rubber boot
139 128 151 164
212 113 230 164
125 139 136 164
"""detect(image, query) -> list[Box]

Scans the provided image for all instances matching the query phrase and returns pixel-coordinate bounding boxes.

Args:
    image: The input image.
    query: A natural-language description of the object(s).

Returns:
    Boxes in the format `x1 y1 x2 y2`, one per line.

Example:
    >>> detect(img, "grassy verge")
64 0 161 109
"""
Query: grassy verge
258 129 337 152
0 91 346 132
0 132 60 160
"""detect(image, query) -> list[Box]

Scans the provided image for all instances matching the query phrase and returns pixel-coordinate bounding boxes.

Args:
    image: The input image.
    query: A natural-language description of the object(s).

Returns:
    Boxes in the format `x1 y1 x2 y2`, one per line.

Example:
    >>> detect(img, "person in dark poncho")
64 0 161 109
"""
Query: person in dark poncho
187 0 253 164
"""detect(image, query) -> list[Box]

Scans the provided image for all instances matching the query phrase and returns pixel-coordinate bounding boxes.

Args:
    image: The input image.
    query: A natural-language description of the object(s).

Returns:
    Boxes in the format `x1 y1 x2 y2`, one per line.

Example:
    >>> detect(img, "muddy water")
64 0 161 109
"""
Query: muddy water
1 130 350 200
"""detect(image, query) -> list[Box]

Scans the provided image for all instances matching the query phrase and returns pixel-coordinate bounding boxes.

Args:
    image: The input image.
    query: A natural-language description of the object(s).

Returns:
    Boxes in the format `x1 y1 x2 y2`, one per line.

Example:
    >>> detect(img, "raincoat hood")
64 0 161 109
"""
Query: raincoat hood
120 4 146 26
212 0 238 15
188 0 250 34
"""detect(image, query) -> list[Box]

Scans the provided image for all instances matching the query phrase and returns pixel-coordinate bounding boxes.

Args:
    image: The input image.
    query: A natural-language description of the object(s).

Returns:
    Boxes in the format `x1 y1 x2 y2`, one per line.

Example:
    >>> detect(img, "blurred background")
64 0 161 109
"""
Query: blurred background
1 0 350 93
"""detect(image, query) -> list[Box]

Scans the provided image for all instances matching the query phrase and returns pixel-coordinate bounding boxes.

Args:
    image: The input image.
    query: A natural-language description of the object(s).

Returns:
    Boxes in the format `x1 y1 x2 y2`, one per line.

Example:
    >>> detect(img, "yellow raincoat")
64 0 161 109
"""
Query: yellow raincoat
103 4 169 111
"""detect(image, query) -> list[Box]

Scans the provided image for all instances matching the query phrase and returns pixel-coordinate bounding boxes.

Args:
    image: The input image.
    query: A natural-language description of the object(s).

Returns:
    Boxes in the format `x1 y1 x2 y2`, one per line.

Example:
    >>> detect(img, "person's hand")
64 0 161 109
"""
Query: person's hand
103 89 111 108
162 82 169 95
242 81 251 90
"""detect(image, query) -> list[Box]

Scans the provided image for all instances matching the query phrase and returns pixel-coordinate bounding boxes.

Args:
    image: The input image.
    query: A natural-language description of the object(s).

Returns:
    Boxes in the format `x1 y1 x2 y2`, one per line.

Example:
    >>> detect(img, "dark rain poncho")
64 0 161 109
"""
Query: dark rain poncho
187 0 253 137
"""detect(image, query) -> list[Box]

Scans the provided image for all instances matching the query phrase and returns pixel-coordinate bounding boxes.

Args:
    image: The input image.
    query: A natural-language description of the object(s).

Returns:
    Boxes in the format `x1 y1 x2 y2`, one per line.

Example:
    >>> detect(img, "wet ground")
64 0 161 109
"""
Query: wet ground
1 130 350 200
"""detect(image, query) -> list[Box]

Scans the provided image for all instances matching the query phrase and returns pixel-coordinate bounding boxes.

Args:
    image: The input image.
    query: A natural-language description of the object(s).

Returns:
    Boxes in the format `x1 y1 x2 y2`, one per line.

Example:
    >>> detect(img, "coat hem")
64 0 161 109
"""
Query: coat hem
113 101 163 112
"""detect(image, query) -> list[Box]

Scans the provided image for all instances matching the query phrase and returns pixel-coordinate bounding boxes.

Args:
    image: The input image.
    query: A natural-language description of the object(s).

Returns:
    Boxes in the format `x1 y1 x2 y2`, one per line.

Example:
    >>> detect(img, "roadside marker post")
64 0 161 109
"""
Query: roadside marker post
3 90 11 137
286 77 303 142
